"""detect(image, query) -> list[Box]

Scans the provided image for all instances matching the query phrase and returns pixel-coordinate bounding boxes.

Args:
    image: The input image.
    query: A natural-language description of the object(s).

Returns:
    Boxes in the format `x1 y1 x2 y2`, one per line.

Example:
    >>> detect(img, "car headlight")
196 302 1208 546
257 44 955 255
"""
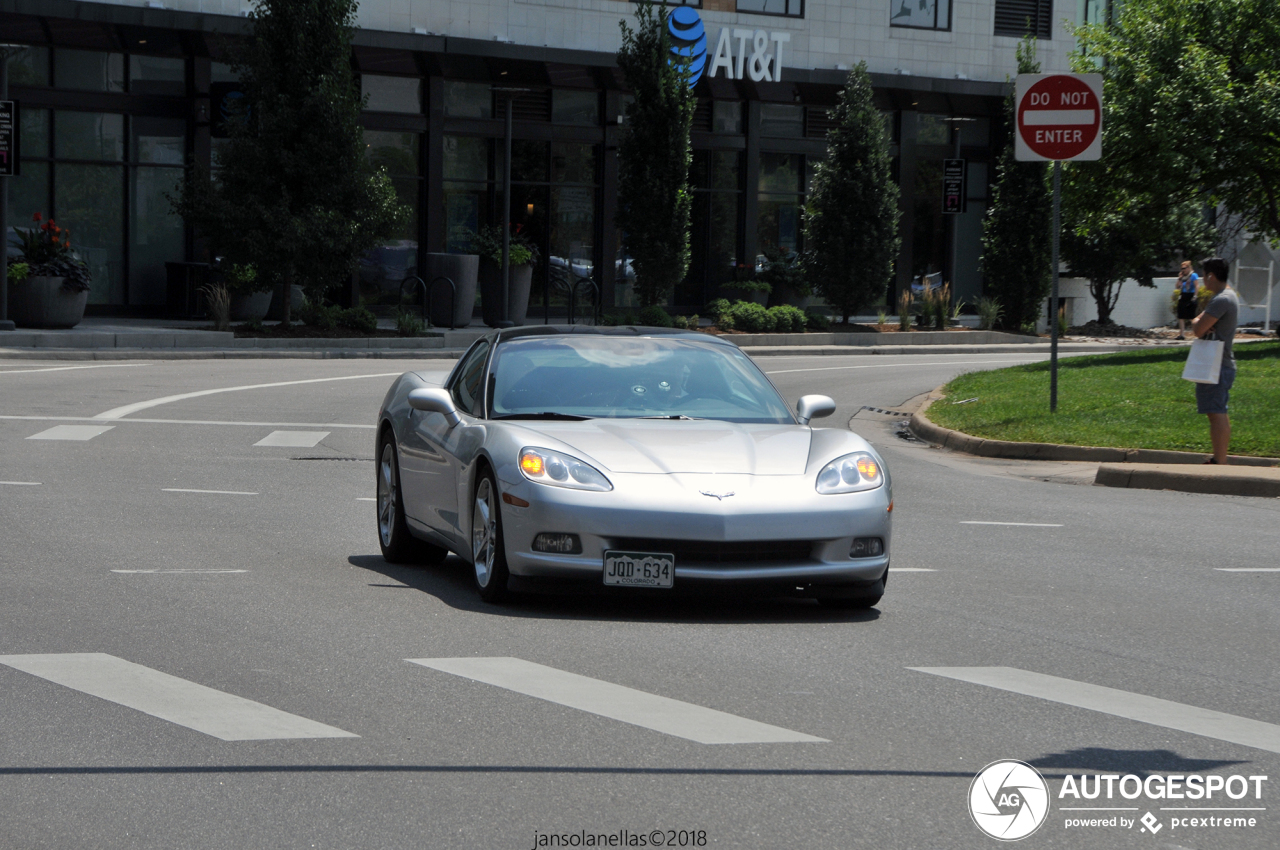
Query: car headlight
519 447 613 492
815 452 883 494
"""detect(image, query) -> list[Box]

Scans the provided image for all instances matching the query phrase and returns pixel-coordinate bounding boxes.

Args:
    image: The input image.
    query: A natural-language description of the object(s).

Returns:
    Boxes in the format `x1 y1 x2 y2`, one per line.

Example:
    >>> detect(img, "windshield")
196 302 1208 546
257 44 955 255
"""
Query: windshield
488 336 795 424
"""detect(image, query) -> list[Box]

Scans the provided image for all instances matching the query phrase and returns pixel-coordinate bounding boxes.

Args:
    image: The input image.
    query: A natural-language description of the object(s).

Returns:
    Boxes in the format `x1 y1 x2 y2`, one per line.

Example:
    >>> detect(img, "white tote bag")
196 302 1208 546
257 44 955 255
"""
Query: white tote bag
1182 338 1224 384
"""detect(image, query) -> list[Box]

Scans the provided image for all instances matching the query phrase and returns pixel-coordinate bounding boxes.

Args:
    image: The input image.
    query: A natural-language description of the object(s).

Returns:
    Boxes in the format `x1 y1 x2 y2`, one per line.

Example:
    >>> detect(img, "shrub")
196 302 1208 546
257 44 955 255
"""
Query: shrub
637 304 673 327
338 306 379 334
395 307 426 337
976 296 1002 330
805 309 831 331
768 304 807 333
728 300 773 333
704 298 731 317
685 313 699 329
898 290 913 331
298 301 340 330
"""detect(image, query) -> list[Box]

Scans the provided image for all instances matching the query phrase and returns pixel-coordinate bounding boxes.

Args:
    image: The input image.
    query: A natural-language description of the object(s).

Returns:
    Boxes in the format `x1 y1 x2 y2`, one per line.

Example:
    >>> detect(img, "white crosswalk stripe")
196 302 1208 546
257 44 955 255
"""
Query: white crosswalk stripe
0 653 357 741
27 424 115 441
911 666 1280 755
409 657 827 745
254 430 330 448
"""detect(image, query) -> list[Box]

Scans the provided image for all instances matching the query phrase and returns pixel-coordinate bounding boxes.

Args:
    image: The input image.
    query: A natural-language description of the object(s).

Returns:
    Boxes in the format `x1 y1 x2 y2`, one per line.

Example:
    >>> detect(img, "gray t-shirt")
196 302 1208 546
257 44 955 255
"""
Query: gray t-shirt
1204 287 1239 369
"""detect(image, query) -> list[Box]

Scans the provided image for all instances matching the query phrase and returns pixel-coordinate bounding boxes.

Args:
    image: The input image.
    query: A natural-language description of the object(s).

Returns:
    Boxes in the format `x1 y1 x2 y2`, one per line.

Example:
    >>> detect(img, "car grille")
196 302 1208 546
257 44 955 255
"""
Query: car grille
608 538 815 565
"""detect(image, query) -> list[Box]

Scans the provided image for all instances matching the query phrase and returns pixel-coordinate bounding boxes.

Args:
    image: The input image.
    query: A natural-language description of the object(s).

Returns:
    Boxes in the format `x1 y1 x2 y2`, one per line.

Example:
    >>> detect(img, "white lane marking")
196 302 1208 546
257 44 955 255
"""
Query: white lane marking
890 568 936 572
27 424 115 441
0 364 152 375
162 488 258 496
0 480 41 486
910 666 1280 755
765 358 1041 375
408 657 827 745
356 497 376 501
960 521 1064 527
1216 568 1280 573
93 372 401 420
0 414 375 429
254 430 330 448
0 653 358 741
112 569 249 574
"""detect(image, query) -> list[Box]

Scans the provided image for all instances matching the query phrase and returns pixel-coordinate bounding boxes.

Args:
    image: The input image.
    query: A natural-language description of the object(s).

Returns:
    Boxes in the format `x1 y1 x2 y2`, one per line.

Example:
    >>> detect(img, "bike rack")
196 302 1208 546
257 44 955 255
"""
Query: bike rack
400 274 458 329
568 277 600 326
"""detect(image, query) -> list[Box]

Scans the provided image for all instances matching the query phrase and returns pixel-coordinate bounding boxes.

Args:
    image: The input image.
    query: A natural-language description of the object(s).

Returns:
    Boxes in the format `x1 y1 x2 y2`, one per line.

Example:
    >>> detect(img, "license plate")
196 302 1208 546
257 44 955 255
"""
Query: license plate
603 551 674 588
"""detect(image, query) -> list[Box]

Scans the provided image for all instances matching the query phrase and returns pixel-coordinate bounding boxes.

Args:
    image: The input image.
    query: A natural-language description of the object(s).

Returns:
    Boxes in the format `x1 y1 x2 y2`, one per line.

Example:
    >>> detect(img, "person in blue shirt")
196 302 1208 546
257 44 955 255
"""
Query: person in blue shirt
1175 260 1199 339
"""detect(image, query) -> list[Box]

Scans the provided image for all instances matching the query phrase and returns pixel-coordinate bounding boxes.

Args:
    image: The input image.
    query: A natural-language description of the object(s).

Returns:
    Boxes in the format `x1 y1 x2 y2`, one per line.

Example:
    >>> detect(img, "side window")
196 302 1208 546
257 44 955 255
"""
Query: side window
450 341 490 416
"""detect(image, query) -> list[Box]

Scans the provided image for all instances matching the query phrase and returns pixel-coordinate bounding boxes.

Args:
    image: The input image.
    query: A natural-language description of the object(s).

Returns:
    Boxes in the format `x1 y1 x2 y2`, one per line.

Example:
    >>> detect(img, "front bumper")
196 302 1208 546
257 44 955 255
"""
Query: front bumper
495 470 892 588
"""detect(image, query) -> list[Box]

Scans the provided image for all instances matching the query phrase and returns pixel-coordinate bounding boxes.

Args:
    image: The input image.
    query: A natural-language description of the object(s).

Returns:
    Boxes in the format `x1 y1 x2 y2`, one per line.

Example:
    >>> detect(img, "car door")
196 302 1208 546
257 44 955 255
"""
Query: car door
399 340 489 545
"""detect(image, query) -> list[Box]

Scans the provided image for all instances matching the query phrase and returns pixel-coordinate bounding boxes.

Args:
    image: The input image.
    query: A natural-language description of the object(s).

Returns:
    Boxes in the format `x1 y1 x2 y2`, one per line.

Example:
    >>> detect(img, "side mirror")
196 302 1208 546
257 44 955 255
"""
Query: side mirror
796 394 836 426
408 388 461 427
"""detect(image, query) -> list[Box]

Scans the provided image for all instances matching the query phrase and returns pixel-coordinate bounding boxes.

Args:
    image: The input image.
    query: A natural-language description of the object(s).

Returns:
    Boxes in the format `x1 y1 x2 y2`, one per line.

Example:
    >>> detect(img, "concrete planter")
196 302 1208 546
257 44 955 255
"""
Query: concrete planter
229 291 271 322
479 260 534 327
424 253 478 328
7 276 89 329
265 284 307 321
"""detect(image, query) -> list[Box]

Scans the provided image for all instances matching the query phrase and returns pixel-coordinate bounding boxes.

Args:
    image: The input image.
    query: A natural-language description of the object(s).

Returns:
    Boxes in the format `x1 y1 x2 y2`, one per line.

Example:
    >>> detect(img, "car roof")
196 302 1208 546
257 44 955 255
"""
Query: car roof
494 325 736 346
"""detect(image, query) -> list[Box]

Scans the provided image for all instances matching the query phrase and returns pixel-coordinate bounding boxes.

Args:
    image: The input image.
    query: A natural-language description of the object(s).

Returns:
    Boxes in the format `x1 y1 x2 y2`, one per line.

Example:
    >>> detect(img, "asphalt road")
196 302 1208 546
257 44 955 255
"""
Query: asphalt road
1 353 1277 850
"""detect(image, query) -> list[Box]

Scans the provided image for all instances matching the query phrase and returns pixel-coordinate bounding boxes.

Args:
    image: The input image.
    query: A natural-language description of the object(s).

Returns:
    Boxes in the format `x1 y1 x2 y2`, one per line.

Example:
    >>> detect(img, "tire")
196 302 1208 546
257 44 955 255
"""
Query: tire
470 469 510 603
377 433 448 565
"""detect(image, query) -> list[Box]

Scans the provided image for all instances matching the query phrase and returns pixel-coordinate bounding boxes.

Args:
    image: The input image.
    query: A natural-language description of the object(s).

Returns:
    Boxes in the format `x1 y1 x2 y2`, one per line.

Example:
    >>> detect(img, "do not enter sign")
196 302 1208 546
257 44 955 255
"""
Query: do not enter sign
1015 73 1102 162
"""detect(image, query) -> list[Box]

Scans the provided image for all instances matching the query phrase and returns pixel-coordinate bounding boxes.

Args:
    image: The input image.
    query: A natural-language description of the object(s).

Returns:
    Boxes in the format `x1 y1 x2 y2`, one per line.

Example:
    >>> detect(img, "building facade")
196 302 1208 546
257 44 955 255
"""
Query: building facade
2 0 1097 318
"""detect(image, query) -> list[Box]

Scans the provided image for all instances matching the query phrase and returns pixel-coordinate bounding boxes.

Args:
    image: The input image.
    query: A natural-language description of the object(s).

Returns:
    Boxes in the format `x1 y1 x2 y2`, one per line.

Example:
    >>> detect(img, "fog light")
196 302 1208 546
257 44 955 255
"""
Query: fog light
850 537 884 558
532 533 582 554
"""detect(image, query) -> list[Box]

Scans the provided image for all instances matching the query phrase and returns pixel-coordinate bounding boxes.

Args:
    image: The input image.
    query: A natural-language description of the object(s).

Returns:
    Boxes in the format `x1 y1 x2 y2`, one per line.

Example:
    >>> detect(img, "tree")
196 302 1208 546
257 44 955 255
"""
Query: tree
1060 175 1216 324
1075 0 1280 242
173 0 404 325
802 63 900 323
616 0 696 307
980 37 1053 331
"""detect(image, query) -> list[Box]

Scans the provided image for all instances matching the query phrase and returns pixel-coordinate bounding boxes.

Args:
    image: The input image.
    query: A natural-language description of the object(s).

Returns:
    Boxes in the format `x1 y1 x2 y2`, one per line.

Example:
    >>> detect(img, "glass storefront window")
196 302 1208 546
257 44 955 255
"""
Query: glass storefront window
508 140 549 182
443 135 489 182
736 0 803 15
211 62 239 83
917 114 951 146
445 81 492 118
363 75 421 113
552 143 596 184
132 117 185 165
130 166 184 305
55 163 124 304
890 0 951 30
360 131 421 304
6 162 49 228
55 112 125 161
552 91 598 126
759 153 801 194
759 103 803 137
20 106 50 158
712 101 742 134
129 55 185 96
365 130 420 176
6 46 50 87
444 182 488 253
682 150 742 306
960 117 990 147
55 49 125 92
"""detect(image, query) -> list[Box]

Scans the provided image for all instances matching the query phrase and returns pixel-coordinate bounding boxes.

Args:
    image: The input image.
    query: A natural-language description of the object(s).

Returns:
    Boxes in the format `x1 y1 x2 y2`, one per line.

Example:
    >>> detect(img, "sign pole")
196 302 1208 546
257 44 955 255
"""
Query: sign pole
1050 160 1060 413
0 53 11 331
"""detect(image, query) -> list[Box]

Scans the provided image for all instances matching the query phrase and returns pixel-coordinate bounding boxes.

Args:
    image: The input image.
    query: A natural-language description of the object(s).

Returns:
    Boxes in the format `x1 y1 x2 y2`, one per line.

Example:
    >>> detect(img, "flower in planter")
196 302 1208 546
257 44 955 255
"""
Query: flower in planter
470 225 541 267
14 212 93 293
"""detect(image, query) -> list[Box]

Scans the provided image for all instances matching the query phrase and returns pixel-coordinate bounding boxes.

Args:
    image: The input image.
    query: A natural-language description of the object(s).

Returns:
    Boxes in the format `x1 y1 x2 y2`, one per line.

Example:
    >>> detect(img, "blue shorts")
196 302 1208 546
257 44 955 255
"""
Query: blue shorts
1195 367 1236 415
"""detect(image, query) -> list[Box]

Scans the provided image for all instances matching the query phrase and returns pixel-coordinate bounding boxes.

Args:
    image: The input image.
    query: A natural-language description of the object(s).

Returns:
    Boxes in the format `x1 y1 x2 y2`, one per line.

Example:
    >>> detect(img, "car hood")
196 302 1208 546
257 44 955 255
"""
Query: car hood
517 420 811 475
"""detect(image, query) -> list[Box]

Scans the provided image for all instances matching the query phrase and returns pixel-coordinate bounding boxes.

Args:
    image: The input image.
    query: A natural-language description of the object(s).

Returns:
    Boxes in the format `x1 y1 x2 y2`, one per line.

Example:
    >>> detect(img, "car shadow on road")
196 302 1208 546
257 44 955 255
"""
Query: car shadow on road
1028 747 1248 777
347 554 883 625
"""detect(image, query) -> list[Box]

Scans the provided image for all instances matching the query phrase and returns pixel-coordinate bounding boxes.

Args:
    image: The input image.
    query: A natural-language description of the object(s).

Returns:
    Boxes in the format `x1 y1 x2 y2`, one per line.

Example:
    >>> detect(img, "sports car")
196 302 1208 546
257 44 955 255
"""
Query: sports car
375 326 892 607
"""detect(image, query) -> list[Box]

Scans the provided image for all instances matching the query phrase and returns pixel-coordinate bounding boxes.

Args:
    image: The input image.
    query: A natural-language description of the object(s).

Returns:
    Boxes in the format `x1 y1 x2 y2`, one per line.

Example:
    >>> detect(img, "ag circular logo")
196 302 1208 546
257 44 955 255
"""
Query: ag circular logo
969 760 1050 841
667 6 707 87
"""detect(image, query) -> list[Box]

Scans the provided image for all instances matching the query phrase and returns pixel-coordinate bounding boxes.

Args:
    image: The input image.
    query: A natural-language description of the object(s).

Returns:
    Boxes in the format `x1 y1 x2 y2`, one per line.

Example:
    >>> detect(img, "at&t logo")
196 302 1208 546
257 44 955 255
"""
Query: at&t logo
667 7 707 87
969 760 1050 841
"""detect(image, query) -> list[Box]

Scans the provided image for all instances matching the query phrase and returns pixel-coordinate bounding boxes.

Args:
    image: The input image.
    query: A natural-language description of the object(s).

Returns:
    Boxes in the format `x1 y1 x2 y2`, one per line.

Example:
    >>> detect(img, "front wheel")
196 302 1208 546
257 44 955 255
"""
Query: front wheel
471 470 510 603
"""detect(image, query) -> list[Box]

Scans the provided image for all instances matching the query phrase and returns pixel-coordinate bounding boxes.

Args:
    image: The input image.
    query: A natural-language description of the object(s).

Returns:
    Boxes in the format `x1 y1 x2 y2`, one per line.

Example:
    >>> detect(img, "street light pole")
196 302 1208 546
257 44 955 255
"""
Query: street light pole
0 48 15 331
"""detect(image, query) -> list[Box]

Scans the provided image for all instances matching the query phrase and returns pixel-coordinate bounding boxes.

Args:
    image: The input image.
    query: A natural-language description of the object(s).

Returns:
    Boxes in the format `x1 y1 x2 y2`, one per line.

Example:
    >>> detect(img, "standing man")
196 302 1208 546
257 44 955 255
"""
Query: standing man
1191 257 1239 464
1174 260 1199 339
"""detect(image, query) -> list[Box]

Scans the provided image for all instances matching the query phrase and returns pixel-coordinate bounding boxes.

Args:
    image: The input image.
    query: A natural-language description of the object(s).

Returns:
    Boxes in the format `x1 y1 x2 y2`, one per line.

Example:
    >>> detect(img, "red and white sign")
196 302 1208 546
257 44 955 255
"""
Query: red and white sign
1015 73 1102 162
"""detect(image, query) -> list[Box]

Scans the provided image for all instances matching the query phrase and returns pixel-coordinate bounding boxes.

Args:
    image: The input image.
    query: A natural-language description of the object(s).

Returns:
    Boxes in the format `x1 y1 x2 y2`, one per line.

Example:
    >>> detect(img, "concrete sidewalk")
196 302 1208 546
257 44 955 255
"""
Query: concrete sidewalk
0 317 1175 360
908 393 1280 499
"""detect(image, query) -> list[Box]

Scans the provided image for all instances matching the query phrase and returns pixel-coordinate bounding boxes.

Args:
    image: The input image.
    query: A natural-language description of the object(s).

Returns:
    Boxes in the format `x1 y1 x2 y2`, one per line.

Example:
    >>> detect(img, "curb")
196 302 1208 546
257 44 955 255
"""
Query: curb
1096 464 1280 498
909 392 1280 468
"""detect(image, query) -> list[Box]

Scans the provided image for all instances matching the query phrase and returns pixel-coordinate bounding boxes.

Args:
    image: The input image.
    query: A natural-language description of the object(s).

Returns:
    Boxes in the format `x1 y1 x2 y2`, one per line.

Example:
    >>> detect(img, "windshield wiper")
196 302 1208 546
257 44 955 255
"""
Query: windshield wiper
636 414 702 420
492 412 592 421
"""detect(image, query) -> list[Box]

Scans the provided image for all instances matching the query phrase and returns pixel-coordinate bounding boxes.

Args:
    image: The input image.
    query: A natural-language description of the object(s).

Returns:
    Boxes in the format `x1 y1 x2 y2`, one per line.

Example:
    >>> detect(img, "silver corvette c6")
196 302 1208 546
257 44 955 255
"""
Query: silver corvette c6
375 326 892 607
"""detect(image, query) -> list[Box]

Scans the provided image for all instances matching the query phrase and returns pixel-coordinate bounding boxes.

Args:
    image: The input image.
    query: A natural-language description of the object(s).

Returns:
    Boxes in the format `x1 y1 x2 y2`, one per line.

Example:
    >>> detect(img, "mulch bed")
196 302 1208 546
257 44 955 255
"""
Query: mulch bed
184 323 415 339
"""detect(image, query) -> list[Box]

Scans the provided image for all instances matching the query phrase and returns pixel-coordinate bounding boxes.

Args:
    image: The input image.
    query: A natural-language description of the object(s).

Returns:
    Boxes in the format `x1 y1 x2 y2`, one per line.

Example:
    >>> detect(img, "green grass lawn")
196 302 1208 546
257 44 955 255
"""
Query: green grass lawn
925 341 1280 457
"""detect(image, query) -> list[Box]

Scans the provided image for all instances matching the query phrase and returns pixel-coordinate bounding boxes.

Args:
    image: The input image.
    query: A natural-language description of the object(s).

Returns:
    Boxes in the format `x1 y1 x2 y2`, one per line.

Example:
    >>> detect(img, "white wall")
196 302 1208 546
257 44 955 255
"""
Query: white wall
75 0 1080 82
1042 275 1276 332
